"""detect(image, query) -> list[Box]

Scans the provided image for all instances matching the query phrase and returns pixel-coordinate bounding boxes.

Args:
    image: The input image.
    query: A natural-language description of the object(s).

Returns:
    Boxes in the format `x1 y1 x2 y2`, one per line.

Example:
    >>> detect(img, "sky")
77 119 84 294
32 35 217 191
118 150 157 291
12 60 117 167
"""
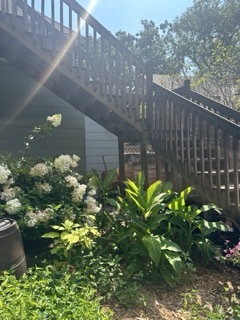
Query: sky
77 0 194 35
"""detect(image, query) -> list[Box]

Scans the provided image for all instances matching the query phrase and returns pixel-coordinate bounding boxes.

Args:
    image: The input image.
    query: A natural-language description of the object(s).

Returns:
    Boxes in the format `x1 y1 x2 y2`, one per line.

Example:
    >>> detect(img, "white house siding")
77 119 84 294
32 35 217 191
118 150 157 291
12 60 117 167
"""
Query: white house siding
0 59 86 173
84 117 119 173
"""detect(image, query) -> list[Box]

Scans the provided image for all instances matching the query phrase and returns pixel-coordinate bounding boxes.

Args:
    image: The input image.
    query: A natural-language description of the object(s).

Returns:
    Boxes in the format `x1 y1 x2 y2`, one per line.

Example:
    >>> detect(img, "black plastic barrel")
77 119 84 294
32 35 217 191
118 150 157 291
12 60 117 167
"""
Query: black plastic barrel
0 219 27 278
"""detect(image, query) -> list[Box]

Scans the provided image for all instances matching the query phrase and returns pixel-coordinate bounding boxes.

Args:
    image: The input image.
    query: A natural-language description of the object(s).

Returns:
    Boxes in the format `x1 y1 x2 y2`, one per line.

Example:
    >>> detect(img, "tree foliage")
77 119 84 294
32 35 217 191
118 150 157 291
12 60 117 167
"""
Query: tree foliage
116 0 240 108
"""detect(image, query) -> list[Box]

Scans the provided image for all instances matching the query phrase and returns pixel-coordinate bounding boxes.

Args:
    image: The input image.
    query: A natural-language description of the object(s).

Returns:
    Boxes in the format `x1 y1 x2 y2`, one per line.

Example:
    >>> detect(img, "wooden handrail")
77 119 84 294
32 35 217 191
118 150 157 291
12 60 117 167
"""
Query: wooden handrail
174 80 240 125
152 83 240 225
0 0 152 126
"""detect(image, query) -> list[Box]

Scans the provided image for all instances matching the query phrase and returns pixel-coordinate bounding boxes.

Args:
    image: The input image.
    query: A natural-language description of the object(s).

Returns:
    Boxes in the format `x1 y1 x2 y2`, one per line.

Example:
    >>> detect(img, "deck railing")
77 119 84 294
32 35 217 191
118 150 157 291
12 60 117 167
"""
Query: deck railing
174 80 240 125
152 83 240 225
0 0 152 124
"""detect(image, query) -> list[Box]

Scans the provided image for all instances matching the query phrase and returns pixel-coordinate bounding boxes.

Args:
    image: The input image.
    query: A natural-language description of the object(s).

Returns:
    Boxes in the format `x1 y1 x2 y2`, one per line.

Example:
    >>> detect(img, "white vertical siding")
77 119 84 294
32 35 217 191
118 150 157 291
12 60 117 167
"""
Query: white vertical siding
85 117 119 173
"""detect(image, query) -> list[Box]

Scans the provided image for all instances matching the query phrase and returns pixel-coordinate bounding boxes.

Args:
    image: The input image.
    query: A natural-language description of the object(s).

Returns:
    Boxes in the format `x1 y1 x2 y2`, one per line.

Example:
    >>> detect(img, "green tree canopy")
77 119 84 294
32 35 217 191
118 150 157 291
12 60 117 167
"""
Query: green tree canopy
116 0 240 108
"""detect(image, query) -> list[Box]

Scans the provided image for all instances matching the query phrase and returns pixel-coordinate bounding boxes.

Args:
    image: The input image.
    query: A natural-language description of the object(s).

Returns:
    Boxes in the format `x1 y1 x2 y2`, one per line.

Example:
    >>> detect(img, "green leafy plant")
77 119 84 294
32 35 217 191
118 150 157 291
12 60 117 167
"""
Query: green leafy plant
166 186 230 262
0 266 112 320
42 219 100 264
108 172 187 287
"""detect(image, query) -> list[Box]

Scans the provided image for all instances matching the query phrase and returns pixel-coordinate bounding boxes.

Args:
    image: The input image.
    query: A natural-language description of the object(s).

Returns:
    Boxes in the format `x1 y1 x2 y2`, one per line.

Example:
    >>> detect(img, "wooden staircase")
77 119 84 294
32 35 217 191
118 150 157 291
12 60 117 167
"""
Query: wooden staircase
0 0 152 141
151 82 240 225
0 0 240 226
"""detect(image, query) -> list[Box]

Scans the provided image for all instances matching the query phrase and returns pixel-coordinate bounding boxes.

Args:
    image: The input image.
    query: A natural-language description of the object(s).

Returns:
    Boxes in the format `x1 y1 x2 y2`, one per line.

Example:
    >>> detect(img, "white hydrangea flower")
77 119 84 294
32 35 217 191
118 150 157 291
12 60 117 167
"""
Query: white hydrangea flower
25 209 53 227
34 182 52 194
5 198 22 214
30 163 49 177
84 196 101 214
72 155 80 167
47 113 62 127
72 184 87 202
0 164 11 184
65 175 79 188
54 155 80 173
0 187 18 201
88 188 96 196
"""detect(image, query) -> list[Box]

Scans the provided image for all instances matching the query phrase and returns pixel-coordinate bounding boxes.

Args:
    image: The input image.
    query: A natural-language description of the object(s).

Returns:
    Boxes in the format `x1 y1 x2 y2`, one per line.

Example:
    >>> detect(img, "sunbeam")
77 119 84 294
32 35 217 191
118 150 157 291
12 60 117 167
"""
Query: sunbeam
0 0 99 134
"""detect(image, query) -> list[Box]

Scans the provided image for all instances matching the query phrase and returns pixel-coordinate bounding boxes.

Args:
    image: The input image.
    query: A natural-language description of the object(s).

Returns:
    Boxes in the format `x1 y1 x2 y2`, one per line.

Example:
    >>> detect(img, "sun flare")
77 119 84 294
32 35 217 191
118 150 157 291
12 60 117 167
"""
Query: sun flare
1 0 99 134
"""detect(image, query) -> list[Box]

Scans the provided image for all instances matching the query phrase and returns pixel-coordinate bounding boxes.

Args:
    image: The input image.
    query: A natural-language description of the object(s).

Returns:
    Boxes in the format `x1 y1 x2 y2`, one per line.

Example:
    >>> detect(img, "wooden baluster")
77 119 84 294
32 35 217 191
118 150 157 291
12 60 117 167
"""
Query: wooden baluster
233 138 240 220
50 0 55 56
77 14 82 77
92 29 98 91
23 0 29 32
60 0 63 35
1 0 6 15
207 121 213 194
224 132 231 210
85 22 90 85
12 0 17 26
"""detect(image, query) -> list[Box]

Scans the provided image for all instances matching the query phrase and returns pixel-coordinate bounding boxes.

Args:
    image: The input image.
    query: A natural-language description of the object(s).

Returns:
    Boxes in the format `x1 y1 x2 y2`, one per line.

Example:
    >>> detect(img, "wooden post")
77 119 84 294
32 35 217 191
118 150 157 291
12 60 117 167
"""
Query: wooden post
155 144 163 181
140 137 148 188
118 139 125 182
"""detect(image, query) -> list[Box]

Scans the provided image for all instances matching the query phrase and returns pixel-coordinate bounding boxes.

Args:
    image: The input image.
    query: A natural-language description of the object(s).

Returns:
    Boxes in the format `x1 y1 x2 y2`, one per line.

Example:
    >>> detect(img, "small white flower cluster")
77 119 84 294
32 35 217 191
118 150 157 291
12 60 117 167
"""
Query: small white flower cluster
54 155 80 173
72 184 87 202
47 113 62 127
65 175 79 188
0 186 19 201
30 163 49 177
5 198 22 214
0 164 11 184
25 209 53 227
34 182 52 194
84 196 101 214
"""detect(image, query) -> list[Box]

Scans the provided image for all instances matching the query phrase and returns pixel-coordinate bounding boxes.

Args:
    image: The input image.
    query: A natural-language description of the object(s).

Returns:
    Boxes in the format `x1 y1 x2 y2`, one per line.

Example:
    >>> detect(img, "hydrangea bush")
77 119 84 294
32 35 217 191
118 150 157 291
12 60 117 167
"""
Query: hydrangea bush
0 114 101 242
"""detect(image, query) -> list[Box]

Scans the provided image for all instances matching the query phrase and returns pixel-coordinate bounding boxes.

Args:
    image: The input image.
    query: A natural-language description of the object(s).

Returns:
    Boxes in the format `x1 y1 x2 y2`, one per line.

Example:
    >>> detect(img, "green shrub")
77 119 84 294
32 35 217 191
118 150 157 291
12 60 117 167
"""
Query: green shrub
99 172 229 287
0 266 113 320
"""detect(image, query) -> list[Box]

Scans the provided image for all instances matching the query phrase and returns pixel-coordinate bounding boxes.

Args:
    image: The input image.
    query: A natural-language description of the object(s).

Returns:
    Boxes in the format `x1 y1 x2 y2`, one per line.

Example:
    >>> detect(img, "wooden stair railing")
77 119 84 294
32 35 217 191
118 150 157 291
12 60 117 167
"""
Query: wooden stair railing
174 80 240 125
0 0 153 136
152 83 240 226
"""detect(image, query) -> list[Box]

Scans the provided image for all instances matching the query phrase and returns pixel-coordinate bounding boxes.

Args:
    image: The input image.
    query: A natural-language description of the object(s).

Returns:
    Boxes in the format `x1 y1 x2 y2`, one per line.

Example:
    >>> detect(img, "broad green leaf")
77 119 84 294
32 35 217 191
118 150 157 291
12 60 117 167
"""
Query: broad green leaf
164 252 183 274
145 180 163 205
148 214 169 230
51 225 65 231
41 232 59 239
142 235 161 264
125 179 139 194
106 197 119 207
160 265 178 288
127 193 145 213
161 238 183 253
134 171 145 191
103 169 118 189
61 234 79 244
195 203 221 215
202 220 230 236
179 186 193 200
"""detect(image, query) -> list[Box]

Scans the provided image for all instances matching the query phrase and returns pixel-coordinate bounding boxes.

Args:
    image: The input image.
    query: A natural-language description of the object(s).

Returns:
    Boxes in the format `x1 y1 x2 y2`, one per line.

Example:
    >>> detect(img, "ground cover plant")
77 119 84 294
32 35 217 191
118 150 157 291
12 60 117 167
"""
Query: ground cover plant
1 114 240 319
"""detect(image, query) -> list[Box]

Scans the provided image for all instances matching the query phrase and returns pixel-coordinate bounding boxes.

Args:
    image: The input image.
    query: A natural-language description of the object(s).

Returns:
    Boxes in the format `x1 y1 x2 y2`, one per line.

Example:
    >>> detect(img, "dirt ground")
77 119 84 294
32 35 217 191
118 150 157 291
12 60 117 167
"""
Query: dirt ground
109 263 240 320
